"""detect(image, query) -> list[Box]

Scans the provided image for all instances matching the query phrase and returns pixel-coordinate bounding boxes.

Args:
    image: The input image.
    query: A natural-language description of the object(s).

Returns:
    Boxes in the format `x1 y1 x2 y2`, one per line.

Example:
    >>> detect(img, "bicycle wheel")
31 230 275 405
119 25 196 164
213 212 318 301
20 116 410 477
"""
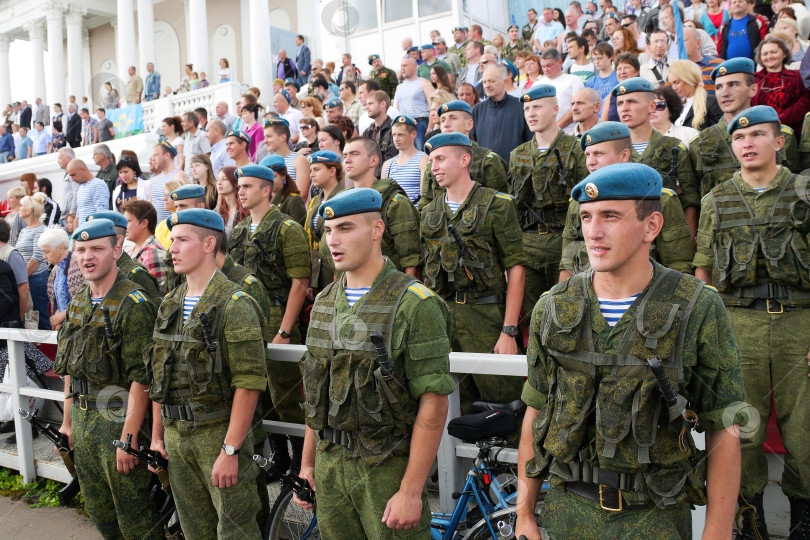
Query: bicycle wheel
463 507 548 540
266 486 320 540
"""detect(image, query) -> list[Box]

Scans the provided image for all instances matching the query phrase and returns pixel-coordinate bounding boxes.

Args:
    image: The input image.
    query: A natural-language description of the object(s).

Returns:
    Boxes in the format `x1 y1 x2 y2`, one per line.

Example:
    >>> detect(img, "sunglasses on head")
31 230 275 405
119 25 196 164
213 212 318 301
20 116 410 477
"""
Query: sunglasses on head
654 100 667 111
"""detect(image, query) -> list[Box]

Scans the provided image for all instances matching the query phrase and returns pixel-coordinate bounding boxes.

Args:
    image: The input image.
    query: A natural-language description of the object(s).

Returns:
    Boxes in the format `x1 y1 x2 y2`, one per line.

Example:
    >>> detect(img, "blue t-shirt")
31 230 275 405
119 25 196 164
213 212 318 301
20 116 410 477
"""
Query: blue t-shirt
726 16 753 59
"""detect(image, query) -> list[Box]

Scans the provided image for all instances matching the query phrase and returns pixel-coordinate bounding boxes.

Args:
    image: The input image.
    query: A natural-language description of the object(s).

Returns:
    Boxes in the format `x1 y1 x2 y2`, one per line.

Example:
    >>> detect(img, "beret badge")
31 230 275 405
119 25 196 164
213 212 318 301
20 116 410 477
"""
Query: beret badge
80 231 89 240
171 214 178 224
585 183 599 199
719 67 727 76
324 207 334 218
739 117 749 127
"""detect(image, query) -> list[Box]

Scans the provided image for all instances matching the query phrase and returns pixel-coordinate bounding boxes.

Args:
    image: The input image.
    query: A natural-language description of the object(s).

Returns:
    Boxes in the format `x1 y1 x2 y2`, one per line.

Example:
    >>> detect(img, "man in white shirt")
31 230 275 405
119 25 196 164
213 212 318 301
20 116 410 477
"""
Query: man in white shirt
206 120 234 177
273 90 303 144
538 48 585 133
639 30 671 87
181 111 211 173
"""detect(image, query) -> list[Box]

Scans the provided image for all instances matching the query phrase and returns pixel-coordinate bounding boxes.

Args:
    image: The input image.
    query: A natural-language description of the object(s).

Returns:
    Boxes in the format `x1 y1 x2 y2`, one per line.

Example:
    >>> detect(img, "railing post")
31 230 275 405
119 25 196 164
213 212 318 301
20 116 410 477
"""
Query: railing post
8 339 36 484
436 374 466 514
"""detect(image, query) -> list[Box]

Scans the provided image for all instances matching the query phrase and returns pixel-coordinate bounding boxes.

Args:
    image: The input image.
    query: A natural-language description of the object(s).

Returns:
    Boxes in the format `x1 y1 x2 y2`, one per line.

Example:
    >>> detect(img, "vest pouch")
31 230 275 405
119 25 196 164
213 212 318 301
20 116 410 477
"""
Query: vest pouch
729 227 758 287
595 375 641 472
301 352 329 430
526 394 556 479
542 293 588 355
712 231 733 290
74 324 114 385
543 367 594 463
148 343 172 402
355 366 393 441
760 226 796 285
439 237 460 275
327 351 360 432
532 162 553 201
422 239 443 285
791 231 810 290
180 338 214 396
643 464 691 507
512 164 532 196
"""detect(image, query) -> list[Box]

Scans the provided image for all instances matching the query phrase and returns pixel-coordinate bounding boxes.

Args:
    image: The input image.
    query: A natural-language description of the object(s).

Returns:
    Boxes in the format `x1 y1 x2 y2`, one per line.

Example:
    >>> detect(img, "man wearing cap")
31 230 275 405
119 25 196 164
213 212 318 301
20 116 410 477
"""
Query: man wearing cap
500 59 522 98
691 58 801 198
422 132 528 410
263 117 310 197
418 100 510 210
55 218 163 540
559 122 694 280
523 8 540 41
510 84 588 317
516 162 746 539
434 37 461 75
323 98 344 125
449 27 470 63
283 78 302 110
294 188 454 538
502 25 529 62
613 77 700 235
225 129 252 168
694 105 810 540
158 184 213 293
148 208 266 539
417 44 450 81
368 55 399 101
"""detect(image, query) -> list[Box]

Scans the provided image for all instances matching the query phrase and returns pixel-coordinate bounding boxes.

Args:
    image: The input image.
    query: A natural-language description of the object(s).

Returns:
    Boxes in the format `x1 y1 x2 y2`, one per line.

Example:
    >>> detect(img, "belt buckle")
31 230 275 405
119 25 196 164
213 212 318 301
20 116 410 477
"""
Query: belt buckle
78 396 89 411
455 291 467 304
599 484 623 512
767 299 784 314
537 223 549 235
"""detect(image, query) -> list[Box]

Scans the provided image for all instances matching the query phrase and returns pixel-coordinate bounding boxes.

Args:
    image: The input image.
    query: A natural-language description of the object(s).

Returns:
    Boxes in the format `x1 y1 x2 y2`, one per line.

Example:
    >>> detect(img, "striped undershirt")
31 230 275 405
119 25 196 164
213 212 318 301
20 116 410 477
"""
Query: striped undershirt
250 223 258 233
344 287 370 308
598 294 639 327
632 142 649 154
183 295 201 324
91 296 104 306
446 201 462 214
754 187 767 192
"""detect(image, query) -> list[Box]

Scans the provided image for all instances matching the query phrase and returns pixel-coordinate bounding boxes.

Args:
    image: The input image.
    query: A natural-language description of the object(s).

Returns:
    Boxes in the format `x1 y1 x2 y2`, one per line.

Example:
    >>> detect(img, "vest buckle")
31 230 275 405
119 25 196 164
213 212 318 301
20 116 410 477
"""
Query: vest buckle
767 299 784 314
599 484 623 512
78 396 89 411
455 291 467 304
537 223 550 235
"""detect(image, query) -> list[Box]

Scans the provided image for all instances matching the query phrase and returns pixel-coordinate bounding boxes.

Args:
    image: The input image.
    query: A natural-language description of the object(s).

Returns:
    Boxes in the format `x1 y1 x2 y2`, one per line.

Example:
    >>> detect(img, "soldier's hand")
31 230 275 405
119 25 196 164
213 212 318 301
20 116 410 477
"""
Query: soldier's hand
293 466 316 510
494 334 518 355
117 448 139 474
515 514 543 540
57 423 72 450
381 490 423 530
149 439 167 473
272 334 291 345
212 453 239 488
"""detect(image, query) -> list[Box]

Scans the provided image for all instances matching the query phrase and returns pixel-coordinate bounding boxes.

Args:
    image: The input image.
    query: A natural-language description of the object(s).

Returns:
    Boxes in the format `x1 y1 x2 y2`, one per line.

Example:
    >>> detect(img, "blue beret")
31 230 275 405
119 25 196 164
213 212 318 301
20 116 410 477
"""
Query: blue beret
507 24 519 31
158 139 177 157
280 88 292 104
235 165 275 183
521 84 556 102
727 105 780 135
407 46 419 53
283 77 300 90
368 54 381 65
392 115 417 127
437 101 472 117
606 12 619 19
580 121 631 150
323 98 342 110
500 59 518 79
319 188 382 219
452 26 468 33
166 208 224 232
571 163 662 203
711 57 755 81
307 151 342 164
420 44 434 51
424 132 471 154
226 129 251 145
611 77 654 97
87 211 127 229
73 218 116 241
259 154 287 171
171 184 205 201
264 116 290 128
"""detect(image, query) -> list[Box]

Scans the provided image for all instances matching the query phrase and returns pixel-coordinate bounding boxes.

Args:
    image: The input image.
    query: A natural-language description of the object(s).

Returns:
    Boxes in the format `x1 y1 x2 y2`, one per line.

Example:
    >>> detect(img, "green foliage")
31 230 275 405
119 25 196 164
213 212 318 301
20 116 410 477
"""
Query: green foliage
0 468 84 509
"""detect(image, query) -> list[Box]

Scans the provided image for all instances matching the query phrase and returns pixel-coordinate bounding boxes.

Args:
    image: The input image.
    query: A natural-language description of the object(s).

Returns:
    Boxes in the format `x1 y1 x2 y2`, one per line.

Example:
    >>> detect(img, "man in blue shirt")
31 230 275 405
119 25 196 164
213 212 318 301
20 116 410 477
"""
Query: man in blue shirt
532 8 565 52
15 126 33 160
720 0 761 60
33 122 51 156
144 62 161 102
0 124 15 162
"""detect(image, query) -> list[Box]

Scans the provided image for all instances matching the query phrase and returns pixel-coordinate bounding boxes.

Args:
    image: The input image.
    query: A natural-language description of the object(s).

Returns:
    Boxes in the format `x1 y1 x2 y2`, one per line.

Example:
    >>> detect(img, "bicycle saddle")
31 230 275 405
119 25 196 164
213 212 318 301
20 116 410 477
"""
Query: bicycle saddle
446 409 517 442
470 399 526 415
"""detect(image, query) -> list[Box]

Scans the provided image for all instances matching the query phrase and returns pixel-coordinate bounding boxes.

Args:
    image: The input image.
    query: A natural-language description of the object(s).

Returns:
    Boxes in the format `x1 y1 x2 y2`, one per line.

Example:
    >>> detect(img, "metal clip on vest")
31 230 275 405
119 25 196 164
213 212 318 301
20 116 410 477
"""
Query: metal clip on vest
101 306 114 341
370 331 394 382
647 356 698 452
198 313 219 353
553 148 568 189
447 224 474 282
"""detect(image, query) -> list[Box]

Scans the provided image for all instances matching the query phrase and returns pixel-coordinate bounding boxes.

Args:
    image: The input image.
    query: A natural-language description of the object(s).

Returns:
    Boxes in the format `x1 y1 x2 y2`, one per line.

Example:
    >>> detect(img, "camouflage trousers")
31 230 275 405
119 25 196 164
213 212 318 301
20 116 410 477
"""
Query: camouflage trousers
728 306 810 498
314 444 431 539
71 404 163 540
521 231 563 318
164 421 261 540
266 304 305 425
541 482 691 539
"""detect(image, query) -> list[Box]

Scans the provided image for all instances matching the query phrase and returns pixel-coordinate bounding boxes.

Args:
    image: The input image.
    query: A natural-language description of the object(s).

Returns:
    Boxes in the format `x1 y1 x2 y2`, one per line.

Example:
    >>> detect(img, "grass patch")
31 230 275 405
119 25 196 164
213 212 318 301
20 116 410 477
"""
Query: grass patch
0 467 84 509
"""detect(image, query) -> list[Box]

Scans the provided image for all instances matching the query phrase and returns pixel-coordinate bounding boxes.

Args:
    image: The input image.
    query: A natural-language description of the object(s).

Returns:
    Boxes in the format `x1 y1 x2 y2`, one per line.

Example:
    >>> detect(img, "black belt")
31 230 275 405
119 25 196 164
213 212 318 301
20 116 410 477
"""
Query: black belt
69 378 91 396
413 117 429 122
74 395 125 411
162 404 194 421
523 223 563 234
454 291 500 304
566 481 650 512
318 427 355 450
744 298 799 313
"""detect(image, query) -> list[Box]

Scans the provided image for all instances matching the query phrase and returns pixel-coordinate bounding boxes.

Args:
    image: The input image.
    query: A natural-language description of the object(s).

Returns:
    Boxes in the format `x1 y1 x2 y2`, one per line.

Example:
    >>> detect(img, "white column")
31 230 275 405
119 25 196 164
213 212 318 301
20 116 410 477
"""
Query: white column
249 0 272 95
82 28 92 109
65 7 85 103
0 35 11 109
187 0 210 76
137 0 156 71
116 0 137 81
183 0 191 65
45 3 65 105
24 21 47 103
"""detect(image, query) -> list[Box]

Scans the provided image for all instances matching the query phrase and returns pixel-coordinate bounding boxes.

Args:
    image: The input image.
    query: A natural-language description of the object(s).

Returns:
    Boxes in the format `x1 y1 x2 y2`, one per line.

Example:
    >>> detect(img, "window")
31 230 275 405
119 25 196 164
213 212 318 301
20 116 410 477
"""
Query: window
419 0 451 16
384 0 412 22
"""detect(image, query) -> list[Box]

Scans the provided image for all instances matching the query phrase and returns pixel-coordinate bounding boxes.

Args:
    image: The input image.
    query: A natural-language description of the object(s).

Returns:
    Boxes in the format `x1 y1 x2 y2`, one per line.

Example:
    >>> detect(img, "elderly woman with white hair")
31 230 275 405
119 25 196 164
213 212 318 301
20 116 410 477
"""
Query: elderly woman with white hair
16 193 50 330
40 228 82 331
773 19 808 68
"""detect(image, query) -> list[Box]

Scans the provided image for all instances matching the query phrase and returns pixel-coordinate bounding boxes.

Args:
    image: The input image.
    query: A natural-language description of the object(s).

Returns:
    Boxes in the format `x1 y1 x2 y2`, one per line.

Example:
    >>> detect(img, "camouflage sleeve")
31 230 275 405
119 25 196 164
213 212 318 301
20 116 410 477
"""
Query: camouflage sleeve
385 194 422 269
692 194 717 272
222 293 268 391
655 193 694 274
393 290 455 399
682 287 746 432
418 167 435 211
282 195 308 227
570 145 589 186
490 196 528 269
241 275 272 325
781 128 801 173
676 145 700 208
280 220 312 280
387 70 399 96
560 200 580 272
118 297 157 386
483 153 510 193
53 317 71 376
521 293 551 409
800 113 810 170
688 137 704 180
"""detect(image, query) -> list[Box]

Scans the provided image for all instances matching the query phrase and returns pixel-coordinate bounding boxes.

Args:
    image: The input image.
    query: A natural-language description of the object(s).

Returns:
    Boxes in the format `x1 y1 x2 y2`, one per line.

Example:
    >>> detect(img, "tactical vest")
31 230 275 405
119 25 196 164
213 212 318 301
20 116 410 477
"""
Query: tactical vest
530 267 707 507
422 187 506 296
511 134 577 229
376 178 415 268
54 278 147 395
150 278 243 426
228 210 292 305
303 271 419 465
637 139 683 196
710 174 810 306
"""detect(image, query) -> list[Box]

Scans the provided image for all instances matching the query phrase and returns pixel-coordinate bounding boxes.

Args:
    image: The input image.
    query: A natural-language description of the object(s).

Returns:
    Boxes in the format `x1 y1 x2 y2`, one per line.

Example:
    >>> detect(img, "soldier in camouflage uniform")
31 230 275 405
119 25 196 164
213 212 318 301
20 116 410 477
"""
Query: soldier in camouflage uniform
694 106 810 540
614 77 701 234
148 209 266 540
367 54 399 101
422 133 527 410
260 154 307 227
501 24 530 62
509 85 588 317
559 122 694 280
418 100 510 211
516 163 747 540
691 58 801 199
294 188 454 538
449 27 470 68
55 218 163 540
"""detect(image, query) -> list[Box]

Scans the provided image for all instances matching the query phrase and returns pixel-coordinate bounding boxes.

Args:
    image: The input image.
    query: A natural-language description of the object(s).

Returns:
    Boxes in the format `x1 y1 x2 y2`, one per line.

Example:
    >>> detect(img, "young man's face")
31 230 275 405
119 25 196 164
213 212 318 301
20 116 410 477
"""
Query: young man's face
324 213 382 273
225 137 246 159
440 111 473 135
169 225 213 274
649 33 669 60
237 176 272 210
617 92 654 129
584 140 630 172
580 199 657 273
731 123 784 171
391 124 416 150
523 99 558 133
365 98 384 119
429 146 469 188
714 73 757 116
342 141 376 179
263 127 284 152
74 237 119 282
592 51 612 71
566 40 581 59
604 17 619 35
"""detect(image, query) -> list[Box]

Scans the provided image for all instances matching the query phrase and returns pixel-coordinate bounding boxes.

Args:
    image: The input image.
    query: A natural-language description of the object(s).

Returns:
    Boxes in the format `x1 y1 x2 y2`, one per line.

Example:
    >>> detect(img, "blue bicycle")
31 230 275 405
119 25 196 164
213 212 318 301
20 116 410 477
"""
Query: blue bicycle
256 399 547 540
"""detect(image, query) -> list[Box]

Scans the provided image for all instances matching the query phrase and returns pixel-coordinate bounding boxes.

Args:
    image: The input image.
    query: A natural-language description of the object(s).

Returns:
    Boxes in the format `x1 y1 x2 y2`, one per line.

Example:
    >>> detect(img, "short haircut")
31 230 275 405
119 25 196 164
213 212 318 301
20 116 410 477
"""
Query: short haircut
341 81 356 94
94 144 114 160
207 119 226 134
185 111 200 127
348 136 382 164
469 41 485 54
615 52 641 71
647 29 669 44
582 29 597 42
241 92 258 105
0 219 10 243
623 13 637 22
194 107 208 120
567 35 589 55
540 48 562 61
593 42 614 57
635 199 663 220
38 228 69 250
361 80 381 92
189 225 224 254
120 199 158 234
312 78 329 90
369 90 391 108
266 121 291 141
296 34 304 41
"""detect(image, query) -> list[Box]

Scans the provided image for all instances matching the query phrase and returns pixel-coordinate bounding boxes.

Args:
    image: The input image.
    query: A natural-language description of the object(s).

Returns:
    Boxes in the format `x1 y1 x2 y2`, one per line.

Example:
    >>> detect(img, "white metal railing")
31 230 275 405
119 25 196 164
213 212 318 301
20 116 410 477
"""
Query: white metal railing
141 81 248 134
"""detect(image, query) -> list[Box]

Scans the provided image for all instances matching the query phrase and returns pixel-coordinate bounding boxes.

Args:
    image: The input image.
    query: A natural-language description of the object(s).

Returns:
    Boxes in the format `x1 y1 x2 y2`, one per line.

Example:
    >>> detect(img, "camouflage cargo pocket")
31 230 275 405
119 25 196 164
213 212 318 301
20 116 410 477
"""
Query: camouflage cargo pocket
544 367 593 463
327 352 359 432
355 366 394 441
301 353 329 430
760 226 795 285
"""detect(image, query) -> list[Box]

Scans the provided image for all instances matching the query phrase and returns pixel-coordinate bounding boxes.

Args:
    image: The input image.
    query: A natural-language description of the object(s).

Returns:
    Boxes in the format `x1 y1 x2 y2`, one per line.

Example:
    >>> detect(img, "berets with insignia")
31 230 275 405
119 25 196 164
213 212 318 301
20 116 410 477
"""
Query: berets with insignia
368 54 381 65
452 26 468 33
711 57 754 81
437 101 472 117
166 208 225 232
171 184 205 201
727 105 780 135
226 129 251 145
235 165 275 183
522 84 556 102
73 218 116 241
407 46 419 53
307 151 342 164
280 89 292 104
87 211 127 229
283 77 300 90
507 24 519 31
420 44 435 51
264 116 290 128
611 77 654 97
318 188 382 220
259 154 287 171
500 59 518 79
423 132 471 154
580 121 631 150
324 98 343 110
392 115 418 127
571 163 662 203
158 139 177 156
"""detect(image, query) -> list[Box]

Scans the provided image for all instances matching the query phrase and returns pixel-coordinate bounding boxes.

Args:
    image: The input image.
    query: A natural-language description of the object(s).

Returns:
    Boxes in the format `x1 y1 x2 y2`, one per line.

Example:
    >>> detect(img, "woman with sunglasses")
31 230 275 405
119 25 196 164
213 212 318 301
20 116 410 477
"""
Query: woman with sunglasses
667 60 722 131
299 96 326 128
651 86 699 148
294 119 320 156
752 35 810 135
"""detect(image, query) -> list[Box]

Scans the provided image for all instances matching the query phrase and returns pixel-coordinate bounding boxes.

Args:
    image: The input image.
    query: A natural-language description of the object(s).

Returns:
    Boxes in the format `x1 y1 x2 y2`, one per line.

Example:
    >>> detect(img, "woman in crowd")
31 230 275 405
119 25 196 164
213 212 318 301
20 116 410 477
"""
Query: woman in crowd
430 65 454 93
154 173 188 249
215 166 248 238
120 199 169 293
218 58 232 83
602 52 641 121
294 118 320 155
300 97 326 128
41 228 81 331
49 121 65 153
5 186 27 246
554 8 566 29
667 59 722 131
100 81 119 110
457 82 480 109
514 51 530 91
522 54 543 91
318 124 345 155
651 86 700 147
17 193 50 330
161 116 185 169
240 103 264 160
111 155 142 212
686 0 707 20
612 28 644 57
260 155 307 226
332 116 357 142
700 0 729 48
19 173 35 196
51 103 65 127
34 178 60 227
189 153 219 210
752 35 810 135
381 116 428 203
772 19 807 67
426 90 456 143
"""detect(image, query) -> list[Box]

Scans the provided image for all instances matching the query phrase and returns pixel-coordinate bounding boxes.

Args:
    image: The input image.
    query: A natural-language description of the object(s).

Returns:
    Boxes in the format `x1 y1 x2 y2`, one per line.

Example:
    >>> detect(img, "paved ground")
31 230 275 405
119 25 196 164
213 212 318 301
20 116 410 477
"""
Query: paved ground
0 495 101 538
